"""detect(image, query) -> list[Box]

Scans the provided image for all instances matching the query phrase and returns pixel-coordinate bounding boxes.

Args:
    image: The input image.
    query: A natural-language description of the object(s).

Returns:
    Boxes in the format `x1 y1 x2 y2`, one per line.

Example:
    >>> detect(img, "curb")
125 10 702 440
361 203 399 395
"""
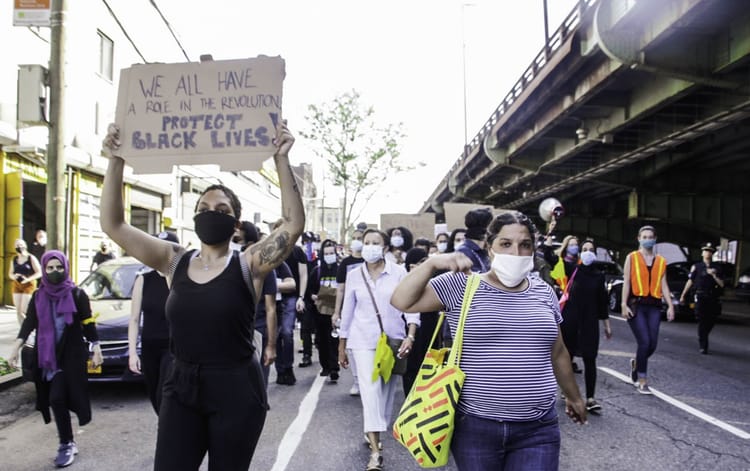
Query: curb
0 371 23 391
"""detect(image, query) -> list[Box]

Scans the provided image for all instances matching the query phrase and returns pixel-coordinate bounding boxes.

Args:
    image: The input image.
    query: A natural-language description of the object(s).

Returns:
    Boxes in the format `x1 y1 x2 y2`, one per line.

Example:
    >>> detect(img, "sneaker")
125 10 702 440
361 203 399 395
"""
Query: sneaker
54 442 77 468
699 348 708 355
298 356 312 368
329 370 339 383
630 358 638 384
571 361 582 374
363 435 382 450
365 451 383 471
586 398 602 413
349 384 360 396
276 370 296 386
319 368 332 377
637 382 652 395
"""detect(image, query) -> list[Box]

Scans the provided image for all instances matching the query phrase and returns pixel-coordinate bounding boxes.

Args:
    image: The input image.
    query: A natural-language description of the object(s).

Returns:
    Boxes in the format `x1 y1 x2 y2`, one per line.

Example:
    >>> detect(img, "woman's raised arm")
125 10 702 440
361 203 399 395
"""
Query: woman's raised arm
248 120 305 280
100 124 178 274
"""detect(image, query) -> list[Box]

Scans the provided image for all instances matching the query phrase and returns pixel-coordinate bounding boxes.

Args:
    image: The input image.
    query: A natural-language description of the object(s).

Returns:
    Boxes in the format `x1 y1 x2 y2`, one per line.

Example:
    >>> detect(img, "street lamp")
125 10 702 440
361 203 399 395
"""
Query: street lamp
461 3 476 157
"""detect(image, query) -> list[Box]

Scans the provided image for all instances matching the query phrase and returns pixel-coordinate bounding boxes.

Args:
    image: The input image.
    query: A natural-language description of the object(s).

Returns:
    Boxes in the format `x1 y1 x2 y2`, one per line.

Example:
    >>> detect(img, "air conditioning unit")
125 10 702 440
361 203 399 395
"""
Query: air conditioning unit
17 64 48 126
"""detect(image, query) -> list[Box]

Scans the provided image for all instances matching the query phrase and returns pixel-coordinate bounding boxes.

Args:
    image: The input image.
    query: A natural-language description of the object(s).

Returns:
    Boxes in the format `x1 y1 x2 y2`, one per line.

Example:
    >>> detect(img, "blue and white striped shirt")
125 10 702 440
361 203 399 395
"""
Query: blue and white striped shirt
429 272 562 421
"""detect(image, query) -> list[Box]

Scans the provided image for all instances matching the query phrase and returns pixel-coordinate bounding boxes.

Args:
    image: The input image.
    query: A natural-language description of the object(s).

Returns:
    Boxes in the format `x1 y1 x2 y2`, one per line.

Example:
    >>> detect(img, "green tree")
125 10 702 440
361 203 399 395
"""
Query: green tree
301 90 410 242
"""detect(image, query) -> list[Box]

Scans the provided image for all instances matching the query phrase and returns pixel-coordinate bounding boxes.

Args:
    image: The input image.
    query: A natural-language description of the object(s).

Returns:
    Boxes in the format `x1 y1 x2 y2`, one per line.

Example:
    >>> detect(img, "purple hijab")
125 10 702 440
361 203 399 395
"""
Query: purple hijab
35 250 77 371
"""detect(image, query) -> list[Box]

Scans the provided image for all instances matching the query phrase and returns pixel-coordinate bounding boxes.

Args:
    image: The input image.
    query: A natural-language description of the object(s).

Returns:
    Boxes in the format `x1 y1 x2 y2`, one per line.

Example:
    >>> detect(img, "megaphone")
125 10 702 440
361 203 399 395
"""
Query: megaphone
539 197 564 222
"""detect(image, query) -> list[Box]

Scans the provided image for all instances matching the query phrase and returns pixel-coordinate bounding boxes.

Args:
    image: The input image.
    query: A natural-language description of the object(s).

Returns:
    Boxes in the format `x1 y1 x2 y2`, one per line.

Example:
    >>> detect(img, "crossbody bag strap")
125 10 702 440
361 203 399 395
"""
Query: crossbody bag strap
448 274 481 367
562 266 579 297
361 265 385 334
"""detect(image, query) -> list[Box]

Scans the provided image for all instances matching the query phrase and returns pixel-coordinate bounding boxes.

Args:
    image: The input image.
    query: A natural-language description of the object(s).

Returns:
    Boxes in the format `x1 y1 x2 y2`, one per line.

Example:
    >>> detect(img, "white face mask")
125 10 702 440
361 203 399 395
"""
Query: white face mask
350 240 363 252
491 251 534 288
362 244 384 263
580 251 597 266
454 241 464 250
324 254 337 265
39 237 47 246
437 242 448 253
391 236 404 248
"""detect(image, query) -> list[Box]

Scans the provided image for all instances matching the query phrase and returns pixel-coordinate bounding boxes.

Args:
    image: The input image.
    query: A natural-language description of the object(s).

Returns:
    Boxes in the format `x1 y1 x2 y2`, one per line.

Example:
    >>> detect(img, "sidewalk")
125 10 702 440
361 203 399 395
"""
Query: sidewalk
0 305 22 389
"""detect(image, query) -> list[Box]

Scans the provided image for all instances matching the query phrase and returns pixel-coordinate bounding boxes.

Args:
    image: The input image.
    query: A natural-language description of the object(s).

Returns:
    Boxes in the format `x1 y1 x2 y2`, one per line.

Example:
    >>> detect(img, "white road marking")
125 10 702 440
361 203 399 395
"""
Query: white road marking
598 366 750 440
270 375 326 471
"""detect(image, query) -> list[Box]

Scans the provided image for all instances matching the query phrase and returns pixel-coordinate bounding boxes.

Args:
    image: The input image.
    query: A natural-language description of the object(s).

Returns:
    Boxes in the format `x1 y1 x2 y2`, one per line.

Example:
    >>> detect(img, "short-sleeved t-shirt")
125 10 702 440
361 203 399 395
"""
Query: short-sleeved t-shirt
255 271 278 328
284 245 307 297
429 272 562 422
336 255 365 284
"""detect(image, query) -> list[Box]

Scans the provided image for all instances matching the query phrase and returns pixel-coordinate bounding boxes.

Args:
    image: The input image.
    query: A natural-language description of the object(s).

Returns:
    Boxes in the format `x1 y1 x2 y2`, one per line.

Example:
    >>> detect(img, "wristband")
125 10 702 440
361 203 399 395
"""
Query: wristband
407 334 416 342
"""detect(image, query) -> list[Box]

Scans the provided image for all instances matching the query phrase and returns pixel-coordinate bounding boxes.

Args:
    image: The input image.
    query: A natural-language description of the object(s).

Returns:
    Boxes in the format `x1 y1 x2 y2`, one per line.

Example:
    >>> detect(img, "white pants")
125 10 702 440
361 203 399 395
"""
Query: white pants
351 349 398 433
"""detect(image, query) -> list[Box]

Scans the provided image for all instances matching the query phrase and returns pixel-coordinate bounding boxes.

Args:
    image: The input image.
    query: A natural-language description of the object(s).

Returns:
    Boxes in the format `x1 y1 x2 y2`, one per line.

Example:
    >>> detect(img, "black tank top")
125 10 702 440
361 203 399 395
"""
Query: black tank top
13 256 35 277
140 270 170 341
165 250 256 365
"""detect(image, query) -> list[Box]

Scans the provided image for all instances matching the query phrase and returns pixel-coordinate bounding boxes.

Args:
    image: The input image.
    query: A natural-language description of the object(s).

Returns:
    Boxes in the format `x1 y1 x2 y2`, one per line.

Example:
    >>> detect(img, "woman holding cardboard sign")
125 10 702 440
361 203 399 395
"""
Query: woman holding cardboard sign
100 120 304 470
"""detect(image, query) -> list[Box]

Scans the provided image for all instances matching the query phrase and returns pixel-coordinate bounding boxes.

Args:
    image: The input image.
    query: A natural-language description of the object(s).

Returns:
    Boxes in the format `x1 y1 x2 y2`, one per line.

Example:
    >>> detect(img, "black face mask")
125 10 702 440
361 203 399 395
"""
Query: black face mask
47 271 65 285
194 211 237 245
15 247 22 254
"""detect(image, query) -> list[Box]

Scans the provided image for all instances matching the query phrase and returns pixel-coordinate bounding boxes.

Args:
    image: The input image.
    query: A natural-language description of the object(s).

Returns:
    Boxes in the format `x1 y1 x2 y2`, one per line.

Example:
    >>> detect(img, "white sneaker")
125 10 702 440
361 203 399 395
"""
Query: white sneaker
349 384 360 396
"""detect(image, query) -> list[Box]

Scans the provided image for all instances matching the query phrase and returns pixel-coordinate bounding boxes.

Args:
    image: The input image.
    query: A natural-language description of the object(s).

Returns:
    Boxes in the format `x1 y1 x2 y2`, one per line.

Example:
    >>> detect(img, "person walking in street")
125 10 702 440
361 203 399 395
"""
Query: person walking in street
338 228 419 471
9 238 42 326
310 239 341 383
563 239 612 412
90 240 116 271
456 208 492 273
7 250 103 468
391 211 587 470
30 229 47 261
100 120 304 470
274 260 297 385
680 242 724 354
128 231 180 413
621 225 675 394
333 229 365 396
296 230 316 368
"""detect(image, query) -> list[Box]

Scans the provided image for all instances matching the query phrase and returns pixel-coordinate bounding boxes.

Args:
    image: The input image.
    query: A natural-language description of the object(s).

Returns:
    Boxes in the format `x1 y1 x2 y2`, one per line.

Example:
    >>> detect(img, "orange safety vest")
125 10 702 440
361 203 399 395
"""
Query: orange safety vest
629 251 666 299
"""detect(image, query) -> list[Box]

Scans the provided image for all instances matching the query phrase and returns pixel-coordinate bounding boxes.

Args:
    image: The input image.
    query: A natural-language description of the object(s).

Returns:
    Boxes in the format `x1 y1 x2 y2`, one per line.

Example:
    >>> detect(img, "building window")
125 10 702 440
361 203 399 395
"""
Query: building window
98 31 114 81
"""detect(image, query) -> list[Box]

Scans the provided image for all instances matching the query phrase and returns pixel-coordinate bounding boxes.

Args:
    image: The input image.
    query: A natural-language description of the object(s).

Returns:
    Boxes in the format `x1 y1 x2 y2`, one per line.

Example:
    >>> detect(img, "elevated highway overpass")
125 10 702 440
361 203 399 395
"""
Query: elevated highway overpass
421 0 750 266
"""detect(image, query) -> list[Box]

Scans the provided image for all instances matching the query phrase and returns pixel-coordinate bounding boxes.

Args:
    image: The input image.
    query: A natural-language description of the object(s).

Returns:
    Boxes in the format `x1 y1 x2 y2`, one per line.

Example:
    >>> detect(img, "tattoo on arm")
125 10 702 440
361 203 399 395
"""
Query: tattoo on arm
252 230 291 267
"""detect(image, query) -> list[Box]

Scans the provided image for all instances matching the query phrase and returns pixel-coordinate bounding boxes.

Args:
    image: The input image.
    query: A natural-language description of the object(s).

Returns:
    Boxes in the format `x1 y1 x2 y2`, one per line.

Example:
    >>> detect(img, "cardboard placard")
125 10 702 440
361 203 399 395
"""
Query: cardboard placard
114 56 285 174
380 213 436 241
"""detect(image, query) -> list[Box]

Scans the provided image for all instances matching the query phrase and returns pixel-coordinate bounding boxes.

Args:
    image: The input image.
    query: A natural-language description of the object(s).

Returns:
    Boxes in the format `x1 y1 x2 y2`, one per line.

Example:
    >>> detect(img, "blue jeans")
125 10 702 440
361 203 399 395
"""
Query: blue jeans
451 407 560 471
275 297 297 372
627 303 662 378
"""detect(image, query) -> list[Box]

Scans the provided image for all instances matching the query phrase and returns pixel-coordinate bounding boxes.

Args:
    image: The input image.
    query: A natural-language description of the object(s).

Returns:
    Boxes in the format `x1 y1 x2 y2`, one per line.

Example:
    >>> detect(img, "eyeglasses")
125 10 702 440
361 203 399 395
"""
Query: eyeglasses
46 265 65 272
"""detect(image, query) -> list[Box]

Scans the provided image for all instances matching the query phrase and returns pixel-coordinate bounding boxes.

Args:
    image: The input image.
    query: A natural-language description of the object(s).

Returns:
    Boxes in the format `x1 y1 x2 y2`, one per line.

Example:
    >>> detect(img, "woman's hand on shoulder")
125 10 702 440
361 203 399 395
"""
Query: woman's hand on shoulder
101 123 122 159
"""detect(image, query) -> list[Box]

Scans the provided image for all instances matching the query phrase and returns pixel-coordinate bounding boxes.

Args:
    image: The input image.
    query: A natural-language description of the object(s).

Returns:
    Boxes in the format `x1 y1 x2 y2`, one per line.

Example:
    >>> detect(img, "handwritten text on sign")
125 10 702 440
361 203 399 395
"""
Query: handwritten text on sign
114 56 285 174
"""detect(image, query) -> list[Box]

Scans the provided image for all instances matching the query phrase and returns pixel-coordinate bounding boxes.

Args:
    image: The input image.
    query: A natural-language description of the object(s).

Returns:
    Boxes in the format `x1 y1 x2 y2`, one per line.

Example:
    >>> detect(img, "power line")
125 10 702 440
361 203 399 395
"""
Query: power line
101 0 147 63
149 0 191 62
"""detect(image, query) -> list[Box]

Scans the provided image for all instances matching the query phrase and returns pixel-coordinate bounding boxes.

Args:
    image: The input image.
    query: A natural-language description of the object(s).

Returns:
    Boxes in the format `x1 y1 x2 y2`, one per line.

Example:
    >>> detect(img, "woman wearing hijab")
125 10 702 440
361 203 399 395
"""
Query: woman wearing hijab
7 250 103 468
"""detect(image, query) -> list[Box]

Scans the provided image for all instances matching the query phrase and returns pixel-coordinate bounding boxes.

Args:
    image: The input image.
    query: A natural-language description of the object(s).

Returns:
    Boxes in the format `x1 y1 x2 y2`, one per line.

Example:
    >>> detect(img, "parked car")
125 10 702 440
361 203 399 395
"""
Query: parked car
78 256 147 382
663 262 694 320
735 266 750 302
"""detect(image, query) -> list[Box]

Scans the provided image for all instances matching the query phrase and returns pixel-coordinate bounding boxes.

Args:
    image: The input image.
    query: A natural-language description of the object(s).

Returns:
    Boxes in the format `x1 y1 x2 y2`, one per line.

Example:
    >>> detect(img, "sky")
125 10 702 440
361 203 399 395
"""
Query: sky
156 0 580 225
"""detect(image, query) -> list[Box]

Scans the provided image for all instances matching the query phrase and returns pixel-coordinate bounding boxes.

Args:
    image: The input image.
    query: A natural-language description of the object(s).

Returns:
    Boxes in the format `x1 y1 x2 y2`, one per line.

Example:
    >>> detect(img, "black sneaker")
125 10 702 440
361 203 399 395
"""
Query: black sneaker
329 370 339 383
276 371 296 386
298 356 312 367
586 398 602 413
571 361 582 374
630 358 638 385
54 442 77 468
319 368 332 377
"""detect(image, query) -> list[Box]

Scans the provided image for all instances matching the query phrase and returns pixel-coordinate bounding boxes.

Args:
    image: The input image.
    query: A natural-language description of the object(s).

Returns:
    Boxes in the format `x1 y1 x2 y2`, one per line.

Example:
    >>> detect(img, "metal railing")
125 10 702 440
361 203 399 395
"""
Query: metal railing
449 0 599 178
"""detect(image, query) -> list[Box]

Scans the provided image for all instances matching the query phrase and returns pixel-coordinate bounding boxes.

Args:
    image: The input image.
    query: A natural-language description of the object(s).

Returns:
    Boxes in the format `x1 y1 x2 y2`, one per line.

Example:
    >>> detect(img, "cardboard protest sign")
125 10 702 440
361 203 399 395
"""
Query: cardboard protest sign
443 202 512 231
114 56 284 174
380 213 436 240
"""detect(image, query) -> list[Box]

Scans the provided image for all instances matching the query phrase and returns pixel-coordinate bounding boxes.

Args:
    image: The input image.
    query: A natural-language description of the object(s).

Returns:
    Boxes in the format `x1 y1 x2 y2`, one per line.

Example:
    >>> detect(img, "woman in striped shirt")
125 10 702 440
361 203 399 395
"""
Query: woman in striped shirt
392 211 586 471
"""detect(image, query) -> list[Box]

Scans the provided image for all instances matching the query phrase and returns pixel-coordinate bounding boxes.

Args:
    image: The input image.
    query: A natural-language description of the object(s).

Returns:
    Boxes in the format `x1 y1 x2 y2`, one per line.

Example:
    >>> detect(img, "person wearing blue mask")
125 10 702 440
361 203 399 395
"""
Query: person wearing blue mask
621 225 675 395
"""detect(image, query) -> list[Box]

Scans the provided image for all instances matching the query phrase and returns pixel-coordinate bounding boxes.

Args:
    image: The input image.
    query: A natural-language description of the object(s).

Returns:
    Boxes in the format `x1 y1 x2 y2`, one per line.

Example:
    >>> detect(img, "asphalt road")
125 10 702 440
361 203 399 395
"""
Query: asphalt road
0 303 749 471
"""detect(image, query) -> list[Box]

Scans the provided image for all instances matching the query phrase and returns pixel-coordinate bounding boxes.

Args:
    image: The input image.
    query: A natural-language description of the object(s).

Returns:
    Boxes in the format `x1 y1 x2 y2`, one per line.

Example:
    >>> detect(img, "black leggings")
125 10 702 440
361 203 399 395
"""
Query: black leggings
154 358 268 471
49 373 73 444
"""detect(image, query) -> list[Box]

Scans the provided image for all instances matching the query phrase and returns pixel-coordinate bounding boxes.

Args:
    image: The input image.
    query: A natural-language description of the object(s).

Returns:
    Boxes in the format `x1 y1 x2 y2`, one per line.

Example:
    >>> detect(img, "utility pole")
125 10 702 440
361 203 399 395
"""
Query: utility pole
47 0 67 251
